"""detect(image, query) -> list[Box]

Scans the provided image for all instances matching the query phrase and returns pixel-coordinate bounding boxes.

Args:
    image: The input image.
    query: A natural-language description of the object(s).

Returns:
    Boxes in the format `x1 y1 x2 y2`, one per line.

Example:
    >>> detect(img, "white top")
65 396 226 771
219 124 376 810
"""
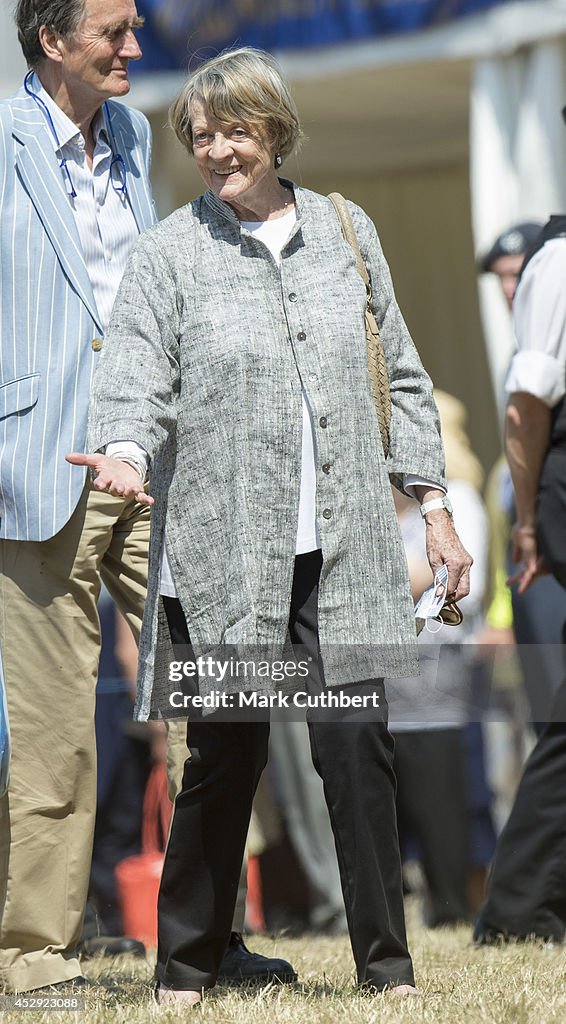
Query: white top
506 237 566 407
113 208 320 598
33 74 138 331
241 210 321 556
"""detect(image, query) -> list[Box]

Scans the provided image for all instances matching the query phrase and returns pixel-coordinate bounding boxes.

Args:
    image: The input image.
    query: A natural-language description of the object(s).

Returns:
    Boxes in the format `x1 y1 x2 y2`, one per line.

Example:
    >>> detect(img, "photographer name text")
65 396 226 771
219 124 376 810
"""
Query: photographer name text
168 690 381 710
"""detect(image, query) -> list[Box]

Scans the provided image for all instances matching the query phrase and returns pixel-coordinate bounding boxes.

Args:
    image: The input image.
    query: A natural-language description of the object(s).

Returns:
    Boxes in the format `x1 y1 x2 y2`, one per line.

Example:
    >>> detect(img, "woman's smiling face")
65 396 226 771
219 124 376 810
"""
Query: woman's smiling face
190 96 276 216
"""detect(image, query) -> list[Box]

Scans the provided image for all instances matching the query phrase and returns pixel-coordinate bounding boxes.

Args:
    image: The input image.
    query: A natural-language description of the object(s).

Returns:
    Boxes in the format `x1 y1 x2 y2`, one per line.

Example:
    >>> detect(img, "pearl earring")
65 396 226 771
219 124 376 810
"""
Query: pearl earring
275 153 282 168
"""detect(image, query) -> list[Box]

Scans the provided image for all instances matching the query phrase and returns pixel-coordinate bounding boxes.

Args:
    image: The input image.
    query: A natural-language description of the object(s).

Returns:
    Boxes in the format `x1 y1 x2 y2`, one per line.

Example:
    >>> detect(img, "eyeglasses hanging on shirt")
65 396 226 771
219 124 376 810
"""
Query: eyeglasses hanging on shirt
23 71 128 199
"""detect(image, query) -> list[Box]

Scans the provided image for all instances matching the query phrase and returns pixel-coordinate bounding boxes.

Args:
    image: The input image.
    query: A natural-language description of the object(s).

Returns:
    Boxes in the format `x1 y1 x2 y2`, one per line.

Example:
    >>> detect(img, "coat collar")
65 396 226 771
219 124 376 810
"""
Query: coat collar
13 99 102 331
203 178 306 248
12 88 153 332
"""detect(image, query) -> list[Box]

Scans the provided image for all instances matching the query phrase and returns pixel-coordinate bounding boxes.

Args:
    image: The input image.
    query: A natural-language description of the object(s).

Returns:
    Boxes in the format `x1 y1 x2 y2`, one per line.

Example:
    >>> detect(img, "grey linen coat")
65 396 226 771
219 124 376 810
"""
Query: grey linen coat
88 182 446 719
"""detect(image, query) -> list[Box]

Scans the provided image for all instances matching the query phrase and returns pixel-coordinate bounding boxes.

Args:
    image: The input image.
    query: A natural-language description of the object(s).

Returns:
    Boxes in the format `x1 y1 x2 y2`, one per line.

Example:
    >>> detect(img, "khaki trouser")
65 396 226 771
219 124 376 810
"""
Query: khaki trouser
0 487 150 991
0 485 248 992
0 486 150 992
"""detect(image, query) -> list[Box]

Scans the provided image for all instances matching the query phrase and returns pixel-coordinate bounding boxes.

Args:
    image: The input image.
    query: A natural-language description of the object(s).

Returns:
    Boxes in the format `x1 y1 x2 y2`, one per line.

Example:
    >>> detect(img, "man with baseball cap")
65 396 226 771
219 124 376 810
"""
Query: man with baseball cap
475 196 566 942
479 222 542 309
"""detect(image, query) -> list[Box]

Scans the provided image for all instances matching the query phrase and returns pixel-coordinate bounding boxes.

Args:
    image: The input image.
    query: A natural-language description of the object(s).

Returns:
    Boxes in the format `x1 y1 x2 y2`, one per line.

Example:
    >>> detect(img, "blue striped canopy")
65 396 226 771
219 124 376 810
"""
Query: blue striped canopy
134 0 509 71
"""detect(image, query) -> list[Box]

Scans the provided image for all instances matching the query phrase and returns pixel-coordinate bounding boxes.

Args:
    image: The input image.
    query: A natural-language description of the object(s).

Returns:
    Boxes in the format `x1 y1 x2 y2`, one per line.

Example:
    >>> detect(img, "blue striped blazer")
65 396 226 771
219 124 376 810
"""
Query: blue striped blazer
0 87 156 541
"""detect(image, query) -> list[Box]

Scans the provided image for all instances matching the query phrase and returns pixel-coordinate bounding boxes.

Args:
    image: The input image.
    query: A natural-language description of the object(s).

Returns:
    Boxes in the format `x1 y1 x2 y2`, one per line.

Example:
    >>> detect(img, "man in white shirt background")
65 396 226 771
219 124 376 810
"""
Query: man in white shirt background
480 223 566 731
474 200 566 943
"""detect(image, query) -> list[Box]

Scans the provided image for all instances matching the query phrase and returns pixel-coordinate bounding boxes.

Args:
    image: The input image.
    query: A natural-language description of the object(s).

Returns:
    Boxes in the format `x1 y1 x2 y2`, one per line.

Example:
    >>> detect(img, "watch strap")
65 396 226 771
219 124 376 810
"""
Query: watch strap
420 496 452 518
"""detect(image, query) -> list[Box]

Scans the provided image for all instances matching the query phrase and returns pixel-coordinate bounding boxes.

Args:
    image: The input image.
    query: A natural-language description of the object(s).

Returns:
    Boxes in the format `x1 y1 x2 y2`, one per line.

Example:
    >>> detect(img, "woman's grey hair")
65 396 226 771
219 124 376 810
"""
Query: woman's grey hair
15 0 87 68
169 47 303 162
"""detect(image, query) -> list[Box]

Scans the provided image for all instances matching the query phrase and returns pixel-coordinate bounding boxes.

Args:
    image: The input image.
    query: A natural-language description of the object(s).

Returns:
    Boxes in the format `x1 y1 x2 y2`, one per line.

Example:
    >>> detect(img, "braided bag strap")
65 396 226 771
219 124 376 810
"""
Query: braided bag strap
328 192 391 458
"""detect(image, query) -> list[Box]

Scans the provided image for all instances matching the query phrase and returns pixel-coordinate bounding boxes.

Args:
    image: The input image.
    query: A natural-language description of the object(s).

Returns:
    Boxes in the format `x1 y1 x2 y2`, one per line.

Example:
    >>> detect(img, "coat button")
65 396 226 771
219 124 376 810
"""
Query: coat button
91 337 103 351
322 508 332 519
319 416 327 428
297 331 306 341
322 463 331 474
289 292 298 301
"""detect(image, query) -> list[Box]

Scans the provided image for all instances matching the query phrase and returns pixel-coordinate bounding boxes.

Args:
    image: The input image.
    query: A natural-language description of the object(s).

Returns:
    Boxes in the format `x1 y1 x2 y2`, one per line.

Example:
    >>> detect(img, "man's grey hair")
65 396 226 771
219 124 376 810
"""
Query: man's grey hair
15 0 87 68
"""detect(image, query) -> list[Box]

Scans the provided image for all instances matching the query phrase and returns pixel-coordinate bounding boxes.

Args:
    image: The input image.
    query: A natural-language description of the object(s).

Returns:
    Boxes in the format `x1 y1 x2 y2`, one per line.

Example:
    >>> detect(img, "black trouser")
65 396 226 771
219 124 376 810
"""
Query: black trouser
477 466 566 941
155 551 414 990
477 675 566 941
394 729 469 926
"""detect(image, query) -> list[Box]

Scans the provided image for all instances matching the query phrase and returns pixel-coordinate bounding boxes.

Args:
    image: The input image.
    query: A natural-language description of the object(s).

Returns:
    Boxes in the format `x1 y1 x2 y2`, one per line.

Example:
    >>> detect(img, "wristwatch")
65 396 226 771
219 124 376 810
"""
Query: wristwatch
419 495 453 519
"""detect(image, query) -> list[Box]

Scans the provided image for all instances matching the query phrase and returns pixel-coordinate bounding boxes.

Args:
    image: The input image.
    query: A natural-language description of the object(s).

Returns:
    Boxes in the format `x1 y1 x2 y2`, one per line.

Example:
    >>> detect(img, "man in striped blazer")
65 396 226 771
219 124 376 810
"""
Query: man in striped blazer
0 0 295 997
0 0 156 994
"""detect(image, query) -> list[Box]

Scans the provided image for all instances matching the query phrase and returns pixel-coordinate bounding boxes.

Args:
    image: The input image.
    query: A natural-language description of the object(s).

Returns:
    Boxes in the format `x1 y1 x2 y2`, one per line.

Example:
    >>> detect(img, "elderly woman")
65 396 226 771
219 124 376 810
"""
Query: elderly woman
69 47 471 1004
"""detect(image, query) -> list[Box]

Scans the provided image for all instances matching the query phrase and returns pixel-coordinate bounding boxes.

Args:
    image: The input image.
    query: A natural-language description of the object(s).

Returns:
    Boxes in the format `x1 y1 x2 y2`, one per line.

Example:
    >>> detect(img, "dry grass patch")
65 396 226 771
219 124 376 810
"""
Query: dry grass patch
3 900 566 1023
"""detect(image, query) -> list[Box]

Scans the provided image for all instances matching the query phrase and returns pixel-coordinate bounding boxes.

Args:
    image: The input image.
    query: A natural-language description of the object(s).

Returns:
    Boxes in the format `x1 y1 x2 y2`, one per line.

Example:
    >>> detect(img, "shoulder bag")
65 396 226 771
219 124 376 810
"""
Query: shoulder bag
328 192 391 457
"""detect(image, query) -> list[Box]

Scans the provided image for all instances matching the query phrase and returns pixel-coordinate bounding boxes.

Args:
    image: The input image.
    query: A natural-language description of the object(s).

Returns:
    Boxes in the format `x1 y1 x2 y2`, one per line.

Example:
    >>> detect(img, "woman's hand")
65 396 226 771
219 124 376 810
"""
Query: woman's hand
424 510 473 602
66 452 154 506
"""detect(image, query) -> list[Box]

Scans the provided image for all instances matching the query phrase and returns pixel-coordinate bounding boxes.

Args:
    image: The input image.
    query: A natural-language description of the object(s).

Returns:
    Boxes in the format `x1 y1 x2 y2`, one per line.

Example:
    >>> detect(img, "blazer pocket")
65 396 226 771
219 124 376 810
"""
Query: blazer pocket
0 373 40 421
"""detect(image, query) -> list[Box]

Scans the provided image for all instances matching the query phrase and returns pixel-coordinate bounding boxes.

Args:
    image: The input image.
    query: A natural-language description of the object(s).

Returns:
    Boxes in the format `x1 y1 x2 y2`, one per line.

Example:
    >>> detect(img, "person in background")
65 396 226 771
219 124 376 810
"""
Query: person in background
479 223 542 307
72 46 472 1004
475 197 566 943
480 222 566 730
388 391 495 926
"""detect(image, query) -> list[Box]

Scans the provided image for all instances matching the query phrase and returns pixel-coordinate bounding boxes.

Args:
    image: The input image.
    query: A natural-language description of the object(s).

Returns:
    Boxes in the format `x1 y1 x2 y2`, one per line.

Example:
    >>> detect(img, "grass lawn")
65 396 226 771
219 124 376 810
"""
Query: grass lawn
3 900 566 1023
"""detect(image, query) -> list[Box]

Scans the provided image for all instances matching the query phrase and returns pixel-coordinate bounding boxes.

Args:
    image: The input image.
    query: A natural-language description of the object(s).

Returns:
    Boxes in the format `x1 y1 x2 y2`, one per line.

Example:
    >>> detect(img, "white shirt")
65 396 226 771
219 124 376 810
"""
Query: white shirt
241 210 320 555
32 74 138 331
154 208 318 596
506 237 566 407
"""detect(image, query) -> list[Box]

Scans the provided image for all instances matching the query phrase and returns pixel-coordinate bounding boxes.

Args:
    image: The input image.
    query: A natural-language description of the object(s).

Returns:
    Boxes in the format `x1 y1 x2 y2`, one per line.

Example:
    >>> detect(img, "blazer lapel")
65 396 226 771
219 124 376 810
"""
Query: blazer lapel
114 119 156 234
14 118 103 332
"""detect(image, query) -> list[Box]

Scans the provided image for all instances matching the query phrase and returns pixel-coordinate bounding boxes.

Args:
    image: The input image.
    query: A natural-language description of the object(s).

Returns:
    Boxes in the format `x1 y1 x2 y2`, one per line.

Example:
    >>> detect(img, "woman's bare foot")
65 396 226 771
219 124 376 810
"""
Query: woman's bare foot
388 984 419 996
157 983 202 1006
